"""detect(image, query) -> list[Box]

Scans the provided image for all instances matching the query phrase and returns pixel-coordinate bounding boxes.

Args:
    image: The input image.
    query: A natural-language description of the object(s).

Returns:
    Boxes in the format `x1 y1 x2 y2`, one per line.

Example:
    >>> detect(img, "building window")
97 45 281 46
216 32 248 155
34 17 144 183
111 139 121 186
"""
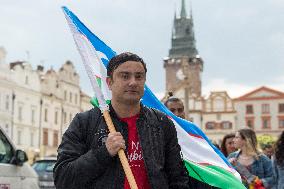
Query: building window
262 117 271 129
261 104 270 114
64 91 67 100
53 131 58 147
30 132 34 146
214 98 224 112
246 105 253 114
5 124 9 135
31 109 35 123
69 113 72 122
75 94 78 104
205 122 215 130
17 130 22 145
64 112 67 123
279 118 284 128
246 117 254 129
69 92 72 103
44 108 48 122
5 95 9 110
55 111 58 124
279 103 284 113
18 106 23 121
43 129 48 146
25 76 29 84
216 114 221 121
221 121 232 129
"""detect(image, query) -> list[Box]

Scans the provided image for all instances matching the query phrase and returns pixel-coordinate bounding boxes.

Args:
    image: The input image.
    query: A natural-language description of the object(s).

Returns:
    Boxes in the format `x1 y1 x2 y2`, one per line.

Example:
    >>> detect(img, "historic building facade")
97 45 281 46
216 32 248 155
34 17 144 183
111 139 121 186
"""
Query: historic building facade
0 47 92 160
202 92 237 142
234 86 284 138
162 1 283 142
0 47 14 140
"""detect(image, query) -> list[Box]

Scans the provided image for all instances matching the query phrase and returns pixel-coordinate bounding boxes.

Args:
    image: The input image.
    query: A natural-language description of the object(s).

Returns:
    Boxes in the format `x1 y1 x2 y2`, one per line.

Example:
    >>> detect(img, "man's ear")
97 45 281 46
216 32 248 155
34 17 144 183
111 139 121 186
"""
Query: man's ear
106 77 112 90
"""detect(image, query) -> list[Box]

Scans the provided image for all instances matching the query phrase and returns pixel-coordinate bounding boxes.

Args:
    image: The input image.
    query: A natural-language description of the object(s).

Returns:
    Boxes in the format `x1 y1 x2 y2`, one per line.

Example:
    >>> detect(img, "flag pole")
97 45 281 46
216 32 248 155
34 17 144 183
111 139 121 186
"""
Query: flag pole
102 111 138 189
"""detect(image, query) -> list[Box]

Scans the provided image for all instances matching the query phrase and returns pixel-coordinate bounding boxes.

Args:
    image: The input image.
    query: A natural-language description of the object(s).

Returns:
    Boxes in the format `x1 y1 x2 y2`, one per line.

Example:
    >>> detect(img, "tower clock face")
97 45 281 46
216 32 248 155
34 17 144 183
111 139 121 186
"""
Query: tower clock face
176 68 185 80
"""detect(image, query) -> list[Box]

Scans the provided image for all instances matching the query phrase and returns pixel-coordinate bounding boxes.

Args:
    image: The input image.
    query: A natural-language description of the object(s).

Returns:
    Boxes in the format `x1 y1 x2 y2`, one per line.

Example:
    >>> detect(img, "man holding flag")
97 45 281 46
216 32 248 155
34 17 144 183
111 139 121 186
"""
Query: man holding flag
54 52 190 189
58 7 246 189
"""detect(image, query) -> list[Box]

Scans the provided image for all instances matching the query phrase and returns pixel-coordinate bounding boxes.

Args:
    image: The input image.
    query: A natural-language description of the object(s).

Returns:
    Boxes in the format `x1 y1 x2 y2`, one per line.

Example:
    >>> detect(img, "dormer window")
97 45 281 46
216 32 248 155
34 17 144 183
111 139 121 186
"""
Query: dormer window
25 76 29 84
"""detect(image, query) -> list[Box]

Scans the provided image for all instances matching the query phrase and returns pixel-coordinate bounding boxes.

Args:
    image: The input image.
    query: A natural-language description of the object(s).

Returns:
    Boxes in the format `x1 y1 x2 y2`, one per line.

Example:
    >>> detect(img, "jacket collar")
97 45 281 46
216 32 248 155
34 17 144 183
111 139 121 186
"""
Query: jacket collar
109 101 148 120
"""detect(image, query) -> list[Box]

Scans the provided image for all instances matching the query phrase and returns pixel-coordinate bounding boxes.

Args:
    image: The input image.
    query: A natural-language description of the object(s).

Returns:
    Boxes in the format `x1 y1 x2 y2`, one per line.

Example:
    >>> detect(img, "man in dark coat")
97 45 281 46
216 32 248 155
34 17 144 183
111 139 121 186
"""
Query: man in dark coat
54 52 190 189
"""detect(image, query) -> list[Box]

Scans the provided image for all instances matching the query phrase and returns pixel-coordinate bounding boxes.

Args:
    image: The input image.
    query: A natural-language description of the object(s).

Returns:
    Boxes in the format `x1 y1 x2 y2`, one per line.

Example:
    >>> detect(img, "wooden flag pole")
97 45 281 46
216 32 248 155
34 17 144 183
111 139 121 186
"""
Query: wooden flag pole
103 111 138 189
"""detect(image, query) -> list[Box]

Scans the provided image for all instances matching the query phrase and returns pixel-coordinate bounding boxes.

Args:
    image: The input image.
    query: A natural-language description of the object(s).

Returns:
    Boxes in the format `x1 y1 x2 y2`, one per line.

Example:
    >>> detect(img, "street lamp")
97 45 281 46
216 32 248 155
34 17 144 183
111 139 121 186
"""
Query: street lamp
11 92 16 140
38 98 43 149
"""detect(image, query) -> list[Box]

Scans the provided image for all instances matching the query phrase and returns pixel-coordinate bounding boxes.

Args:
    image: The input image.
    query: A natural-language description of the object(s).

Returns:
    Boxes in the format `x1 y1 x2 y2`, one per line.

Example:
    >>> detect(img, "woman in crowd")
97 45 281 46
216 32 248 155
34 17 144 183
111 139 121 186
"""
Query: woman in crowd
272 131 284 189
221 133 236 157
228 128 274 188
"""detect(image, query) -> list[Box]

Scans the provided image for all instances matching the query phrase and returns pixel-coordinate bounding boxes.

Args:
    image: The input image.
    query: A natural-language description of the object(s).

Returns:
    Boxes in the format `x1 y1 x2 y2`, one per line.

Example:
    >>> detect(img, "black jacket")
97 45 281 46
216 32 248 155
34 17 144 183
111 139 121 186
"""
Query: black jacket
54 104 190 189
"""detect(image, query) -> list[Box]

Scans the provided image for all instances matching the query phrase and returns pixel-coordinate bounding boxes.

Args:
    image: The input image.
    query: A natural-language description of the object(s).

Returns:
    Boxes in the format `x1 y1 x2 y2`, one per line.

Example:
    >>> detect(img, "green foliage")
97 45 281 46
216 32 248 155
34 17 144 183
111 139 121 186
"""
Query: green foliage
257 134 277 149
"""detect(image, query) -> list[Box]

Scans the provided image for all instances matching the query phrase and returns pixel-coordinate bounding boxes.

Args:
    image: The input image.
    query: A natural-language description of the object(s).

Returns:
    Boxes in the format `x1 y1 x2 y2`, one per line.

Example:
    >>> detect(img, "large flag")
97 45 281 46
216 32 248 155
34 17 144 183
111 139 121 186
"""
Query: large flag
62 7 245 189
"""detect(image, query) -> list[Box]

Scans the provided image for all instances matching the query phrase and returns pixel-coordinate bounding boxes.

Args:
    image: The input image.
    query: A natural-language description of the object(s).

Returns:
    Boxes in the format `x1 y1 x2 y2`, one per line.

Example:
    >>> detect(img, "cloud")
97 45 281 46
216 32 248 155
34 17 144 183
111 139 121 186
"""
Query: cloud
153 91 166 100
203 78 284 98
269 32 284 47
202 78 254 98
268 0 284 7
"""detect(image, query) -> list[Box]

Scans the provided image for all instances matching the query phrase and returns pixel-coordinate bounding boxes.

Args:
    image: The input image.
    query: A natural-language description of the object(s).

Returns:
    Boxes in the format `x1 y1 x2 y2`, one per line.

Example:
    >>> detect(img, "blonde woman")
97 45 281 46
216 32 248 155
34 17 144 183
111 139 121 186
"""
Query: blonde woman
228 128 274 188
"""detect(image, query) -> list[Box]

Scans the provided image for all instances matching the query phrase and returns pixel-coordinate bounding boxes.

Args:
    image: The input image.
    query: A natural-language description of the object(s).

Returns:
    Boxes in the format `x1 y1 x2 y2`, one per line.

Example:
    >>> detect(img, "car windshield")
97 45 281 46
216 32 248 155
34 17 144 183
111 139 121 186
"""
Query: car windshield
32 161 56 172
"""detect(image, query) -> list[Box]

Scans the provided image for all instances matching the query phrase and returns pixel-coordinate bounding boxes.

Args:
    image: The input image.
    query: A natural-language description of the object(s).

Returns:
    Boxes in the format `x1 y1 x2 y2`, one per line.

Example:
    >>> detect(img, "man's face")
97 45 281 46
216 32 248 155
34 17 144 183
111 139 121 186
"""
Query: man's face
263 147 273 158
106 61 146 105
166 101 185 119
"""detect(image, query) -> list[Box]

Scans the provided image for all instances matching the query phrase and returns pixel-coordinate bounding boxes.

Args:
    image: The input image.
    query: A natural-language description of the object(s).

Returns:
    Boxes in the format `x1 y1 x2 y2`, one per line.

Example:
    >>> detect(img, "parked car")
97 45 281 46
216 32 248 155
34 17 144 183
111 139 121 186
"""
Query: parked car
32 157 56 189
0 127 39 189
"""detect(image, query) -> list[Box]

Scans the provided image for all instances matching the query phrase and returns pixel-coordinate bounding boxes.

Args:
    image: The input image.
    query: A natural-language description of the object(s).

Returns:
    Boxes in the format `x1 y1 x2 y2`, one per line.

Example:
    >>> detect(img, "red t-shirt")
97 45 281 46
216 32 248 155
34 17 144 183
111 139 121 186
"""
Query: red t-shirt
120 114 151 189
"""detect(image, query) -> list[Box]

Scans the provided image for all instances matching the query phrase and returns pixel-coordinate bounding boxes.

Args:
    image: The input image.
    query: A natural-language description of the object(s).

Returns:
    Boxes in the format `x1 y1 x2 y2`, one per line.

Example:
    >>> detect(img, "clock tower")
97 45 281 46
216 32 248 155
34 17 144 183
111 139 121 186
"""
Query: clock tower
164 0 203 97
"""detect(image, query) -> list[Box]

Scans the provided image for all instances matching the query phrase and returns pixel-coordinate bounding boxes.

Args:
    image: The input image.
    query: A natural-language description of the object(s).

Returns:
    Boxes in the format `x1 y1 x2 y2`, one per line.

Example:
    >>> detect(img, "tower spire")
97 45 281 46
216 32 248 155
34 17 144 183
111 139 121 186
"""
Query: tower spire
174 2 177 19
181 0 187 18
169 0 198 58
189 0 193 19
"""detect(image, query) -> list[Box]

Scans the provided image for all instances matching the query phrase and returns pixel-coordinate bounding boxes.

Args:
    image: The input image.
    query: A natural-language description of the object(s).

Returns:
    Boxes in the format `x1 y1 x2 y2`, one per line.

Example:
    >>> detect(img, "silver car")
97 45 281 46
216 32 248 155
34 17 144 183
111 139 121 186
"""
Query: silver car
32 157 56 189
0 127 39 189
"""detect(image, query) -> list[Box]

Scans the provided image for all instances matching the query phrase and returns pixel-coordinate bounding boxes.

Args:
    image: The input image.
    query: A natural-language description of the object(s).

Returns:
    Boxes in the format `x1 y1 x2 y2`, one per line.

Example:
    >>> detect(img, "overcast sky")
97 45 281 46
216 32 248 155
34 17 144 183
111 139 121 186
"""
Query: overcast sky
1 0 284 98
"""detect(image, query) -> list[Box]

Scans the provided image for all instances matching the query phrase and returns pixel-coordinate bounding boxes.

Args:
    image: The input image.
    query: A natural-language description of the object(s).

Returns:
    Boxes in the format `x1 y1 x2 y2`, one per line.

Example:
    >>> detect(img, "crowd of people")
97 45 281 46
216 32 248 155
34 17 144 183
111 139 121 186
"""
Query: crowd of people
165 95 284 189
54 52 283 189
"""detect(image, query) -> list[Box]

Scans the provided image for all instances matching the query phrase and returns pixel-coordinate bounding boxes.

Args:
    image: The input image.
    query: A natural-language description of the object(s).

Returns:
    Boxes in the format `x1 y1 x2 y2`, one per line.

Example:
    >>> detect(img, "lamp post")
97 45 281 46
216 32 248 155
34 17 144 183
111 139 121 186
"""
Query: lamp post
60 106 64 137
11 92 16 140
38 98 43 149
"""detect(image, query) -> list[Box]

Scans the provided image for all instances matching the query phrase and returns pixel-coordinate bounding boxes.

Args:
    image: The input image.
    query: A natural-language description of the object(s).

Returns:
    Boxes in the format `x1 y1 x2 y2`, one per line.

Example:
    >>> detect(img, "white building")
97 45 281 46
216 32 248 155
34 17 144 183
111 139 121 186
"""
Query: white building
234 86 284 138
0 47 14 139
10 61 42 155
202 91 236 142
0 47 92 160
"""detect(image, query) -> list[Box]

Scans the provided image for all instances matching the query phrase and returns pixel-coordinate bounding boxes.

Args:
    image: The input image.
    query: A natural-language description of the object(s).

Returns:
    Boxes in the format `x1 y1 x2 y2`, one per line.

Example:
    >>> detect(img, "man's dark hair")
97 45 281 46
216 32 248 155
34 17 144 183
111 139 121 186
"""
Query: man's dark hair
107 52 147 78
164 97 184 107
262 144 272 150
164 92 184 108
